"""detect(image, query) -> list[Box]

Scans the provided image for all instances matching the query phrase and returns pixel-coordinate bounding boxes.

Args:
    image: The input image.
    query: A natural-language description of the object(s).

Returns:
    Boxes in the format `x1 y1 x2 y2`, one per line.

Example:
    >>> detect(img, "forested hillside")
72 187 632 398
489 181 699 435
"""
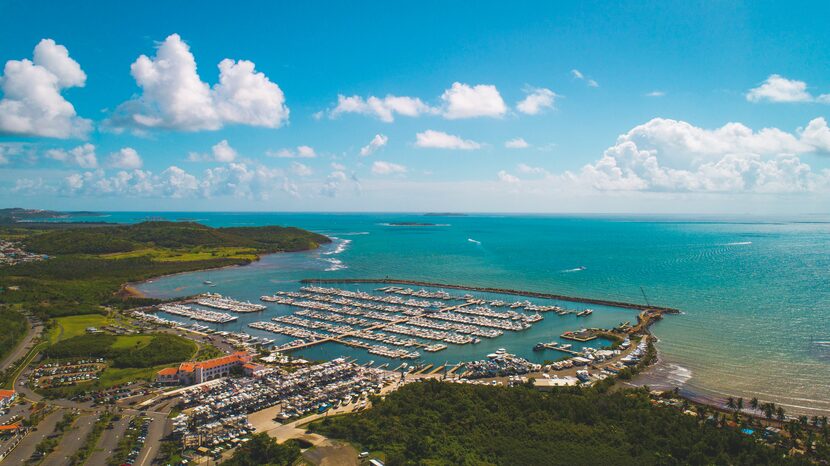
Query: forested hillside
0 221 329 318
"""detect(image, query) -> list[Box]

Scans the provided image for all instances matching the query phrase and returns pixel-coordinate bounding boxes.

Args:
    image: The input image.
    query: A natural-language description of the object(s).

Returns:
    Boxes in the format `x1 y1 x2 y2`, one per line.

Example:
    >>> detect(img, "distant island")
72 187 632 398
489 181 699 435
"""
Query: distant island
0 207 105 224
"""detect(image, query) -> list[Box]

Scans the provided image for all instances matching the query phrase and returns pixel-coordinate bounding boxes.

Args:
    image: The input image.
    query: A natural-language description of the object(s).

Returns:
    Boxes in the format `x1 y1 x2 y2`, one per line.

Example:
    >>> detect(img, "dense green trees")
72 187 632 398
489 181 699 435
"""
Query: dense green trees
22 221 330 255
45 333 195 368
0 309 27 360
313 380 808 466
221 433 300 466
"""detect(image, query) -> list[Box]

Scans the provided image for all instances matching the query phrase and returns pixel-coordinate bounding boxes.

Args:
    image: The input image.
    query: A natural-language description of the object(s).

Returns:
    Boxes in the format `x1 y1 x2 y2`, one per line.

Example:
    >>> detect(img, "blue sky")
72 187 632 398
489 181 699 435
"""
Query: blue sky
1 0 830 213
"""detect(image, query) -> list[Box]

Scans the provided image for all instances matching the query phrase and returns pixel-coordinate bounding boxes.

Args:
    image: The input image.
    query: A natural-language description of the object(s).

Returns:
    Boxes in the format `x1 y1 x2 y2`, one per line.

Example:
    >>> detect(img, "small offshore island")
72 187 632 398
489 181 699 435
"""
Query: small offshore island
0 212 826 465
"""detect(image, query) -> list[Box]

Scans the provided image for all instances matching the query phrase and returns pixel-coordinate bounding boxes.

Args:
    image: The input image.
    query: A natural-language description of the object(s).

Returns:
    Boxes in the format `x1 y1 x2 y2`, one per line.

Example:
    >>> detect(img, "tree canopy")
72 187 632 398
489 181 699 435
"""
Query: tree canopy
313 380 808 466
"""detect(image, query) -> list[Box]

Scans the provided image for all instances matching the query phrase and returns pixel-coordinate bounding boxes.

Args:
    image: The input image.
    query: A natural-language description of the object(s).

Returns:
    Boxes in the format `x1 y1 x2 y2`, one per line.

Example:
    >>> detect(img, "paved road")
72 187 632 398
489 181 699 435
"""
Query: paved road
0 315 43 372
42 413 97 466
134 411 168 466
0 409 65 464
86 414 132 466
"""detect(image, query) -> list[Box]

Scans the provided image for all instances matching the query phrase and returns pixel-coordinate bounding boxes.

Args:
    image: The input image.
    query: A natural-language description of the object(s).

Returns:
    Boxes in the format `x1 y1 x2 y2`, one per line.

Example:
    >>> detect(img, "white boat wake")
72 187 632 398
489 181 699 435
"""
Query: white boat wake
467 238 481 245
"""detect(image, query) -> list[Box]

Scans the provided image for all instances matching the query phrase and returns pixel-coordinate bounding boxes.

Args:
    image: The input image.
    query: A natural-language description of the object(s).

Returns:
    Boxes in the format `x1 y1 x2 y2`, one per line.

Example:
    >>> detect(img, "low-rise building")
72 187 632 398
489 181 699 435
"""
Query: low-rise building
155 352 252 385
0 390 16 408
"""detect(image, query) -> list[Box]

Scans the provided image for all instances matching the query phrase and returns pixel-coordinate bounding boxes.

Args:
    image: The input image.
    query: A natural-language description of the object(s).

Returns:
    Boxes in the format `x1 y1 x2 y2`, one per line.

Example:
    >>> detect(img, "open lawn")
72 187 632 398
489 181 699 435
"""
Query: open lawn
98 364 170 387
102 246 260 262
49 314 110 343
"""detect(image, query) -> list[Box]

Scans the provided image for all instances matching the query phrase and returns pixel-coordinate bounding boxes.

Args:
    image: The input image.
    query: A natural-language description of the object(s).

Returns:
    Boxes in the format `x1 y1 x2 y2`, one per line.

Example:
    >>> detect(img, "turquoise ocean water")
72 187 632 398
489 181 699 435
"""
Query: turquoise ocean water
58 212 830 415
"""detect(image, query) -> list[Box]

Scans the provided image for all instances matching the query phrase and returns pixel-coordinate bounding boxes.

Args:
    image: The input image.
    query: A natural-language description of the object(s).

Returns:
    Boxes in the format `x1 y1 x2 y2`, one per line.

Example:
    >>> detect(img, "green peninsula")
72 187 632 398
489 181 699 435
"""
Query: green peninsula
0 220 330 319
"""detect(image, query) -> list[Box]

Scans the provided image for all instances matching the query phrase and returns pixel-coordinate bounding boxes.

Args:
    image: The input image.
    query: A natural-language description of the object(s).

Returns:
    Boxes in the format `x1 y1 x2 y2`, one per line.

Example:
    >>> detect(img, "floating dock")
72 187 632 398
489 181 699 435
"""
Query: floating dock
413 364 434 375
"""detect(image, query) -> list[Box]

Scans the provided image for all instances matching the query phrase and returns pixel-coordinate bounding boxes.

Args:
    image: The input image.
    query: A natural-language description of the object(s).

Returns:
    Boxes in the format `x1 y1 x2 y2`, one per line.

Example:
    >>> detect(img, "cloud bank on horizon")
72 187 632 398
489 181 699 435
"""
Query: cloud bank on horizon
1 3 830 213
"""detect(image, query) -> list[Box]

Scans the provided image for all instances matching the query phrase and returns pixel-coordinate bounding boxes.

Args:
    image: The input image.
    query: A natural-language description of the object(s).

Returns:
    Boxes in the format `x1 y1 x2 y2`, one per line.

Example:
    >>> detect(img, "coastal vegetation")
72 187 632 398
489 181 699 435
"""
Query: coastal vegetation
220 433 301 466
312 380 809 465
0 220 330 319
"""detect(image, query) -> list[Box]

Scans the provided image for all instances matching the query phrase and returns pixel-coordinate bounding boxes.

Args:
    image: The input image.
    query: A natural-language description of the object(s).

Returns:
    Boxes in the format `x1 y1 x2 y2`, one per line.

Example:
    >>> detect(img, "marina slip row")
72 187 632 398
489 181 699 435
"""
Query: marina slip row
147 284 620 365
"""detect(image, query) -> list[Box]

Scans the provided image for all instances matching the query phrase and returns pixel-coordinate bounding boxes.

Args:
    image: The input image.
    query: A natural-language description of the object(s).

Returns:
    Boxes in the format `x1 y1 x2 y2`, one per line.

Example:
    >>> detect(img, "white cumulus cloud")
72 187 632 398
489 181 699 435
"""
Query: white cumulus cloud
0 39 91 138
746 75 814 103
415 130 481 150
188 139 238 162
371 160 407 175
109 34 288 131
291 162 313 177
360 134 388 156
329 94 433 122
268 145 317 159
505 137 530 149
516 88 556 115
327 82 506 121
107 147 143 169
575 117 830 193
60 162 292 200
46 143 98 168
440 82 506 119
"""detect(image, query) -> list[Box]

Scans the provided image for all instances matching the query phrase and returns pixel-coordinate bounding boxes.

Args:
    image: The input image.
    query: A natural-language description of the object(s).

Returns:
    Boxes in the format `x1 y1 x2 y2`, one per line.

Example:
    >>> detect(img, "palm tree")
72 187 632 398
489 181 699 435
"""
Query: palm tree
726 397 736 411
811 415 820 427
736 397 744 412
750 397 759 412
763 403 774 421
776 406 786 422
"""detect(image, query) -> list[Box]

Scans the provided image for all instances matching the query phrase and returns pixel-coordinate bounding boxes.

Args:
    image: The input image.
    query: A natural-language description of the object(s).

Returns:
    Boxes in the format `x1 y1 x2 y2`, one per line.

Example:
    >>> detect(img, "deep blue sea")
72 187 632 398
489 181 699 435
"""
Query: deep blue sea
57 212 830 415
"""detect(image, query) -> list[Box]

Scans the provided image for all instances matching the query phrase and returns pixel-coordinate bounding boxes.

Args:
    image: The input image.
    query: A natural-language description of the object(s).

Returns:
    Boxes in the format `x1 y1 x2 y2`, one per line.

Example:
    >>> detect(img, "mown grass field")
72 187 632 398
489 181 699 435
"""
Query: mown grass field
49 314 109 343
102 246 260 262
48 313 138 344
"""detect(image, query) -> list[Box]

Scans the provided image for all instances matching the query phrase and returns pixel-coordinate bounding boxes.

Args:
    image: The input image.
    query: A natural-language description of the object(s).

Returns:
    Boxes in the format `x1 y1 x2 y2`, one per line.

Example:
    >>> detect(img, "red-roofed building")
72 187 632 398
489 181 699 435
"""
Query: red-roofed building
0 390 16 408
155 352 252 385
0 422 22 433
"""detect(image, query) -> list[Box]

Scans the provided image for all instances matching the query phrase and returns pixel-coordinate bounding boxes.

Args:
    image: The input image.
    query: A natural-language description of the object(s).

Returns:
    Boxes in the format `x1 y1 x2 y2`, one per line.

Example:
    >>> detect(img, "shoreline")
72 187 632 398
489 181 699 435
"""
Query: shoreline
300 278 681 313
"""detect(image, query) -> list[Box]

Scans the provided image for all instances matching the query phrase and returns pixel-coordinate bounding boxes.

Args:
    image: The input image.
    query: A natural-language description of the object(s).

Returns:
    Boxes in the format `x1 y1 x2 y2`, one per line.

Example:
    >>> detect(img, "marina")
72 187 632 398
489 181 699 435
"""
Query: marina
195 293 267 313
157 303 238 324
247 285 563 358
143 281 662 369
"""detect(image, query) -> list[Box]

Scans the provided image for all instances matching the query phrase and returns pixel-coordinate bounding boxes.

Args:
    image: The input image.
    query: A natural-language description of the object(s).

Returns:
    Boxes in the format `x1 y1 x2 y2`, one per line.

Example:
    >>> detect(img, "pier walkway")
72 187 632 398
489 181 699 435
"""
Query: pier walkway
274 302 475 353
